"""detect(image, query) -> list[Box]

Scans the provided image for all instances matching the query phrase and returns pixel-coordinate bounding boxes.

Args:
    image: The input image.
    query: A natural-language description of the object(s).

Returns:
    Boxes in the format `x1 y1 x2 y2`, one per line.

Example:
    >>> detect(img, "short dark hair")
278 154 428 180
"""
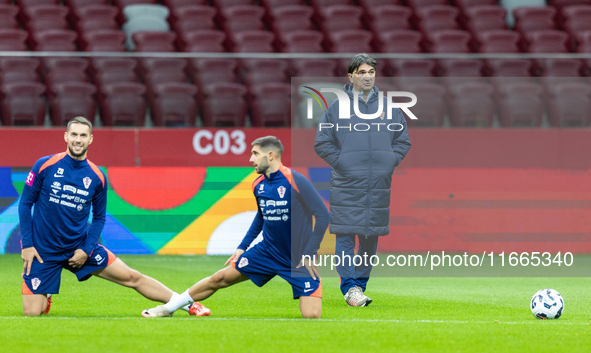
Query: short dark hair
348 53 377 75
67 116 93 133
252 136 284 156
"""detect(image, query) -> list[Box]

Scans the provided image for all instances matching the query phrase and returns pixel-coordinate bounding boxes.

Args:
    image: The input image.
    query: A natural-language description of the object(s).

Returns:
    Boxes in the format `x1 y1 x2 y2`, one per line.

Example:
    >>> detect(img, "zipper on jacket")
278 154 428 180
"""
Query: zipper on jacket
366 99 372 237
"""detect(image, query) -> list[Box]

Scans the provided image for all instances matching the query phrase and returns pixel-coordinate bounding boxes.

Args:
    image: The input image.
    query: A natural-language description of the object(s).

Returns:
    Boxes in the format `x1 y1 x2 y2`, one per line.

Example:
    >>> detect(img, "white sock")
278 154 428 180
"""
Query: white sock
47 294 52 299
165 291 194 313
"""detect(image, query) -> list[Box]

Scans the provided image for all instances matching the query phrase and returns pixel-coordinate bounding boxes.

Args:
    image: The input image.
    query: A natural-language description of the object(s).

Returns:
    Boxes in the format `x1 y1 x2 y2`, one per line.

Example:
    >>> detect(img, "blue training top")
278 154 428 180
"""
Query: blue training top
238 165 330 267
19 152 107 256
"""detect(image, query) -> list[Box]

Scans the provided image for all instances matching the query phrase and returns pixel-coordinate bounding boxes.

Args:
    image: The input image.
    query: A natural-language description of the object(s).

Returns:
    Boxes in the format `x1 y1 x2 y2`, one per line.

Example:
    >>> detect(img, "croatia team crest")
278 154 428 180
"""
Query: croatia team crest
238 257 249 268
32 278 41 290
83 177 92 189
277 186 286 198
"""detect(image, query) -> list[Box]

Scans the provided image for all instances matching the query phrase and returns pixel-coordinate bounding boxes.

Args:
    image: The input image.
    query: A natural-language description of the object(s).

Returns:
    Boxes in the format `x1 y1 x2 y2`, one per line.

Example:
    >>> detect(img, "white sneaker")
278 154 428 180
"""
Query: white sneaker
141 305 173 318
344 286 369 307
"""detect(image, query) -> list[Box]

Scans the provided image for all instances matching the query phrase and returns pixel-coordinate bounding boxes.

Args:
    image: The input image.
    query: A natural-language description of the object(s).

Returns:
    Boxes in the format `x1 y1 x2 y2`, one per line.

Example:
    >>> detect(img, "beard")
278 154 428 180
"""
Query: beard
255 157 269 175
68 144 88 158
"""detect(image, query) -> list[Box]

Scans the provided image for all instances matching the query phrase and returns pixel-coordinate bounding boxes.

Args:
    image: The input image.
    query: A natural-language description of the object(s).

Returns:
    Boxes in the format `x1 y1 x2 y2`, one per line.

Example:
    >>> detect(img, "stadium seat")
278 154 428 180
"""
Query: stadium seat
210 0 255 10
32 30 77 51
139 57 186 75
220 5 265 34
100 82 146 126
405 0 448 8
389 59 436 81
291 59 337 77
0 29 29 51
525 30 569 52
400 82 445 127
132 31 177 52
190 58 237 87
475 30 520 52
243 59 289 87
15 0 59 8
43 57 89 73
547 0 591 12
278 30 324 53
497 81 544 127
358 0 400 8
463 6 508 34
427 29 472 53
231 30 275 52
65 0 109 12
82 30 127 52
576 30 591 73
90 57 137 76
448 81 494 127
162 0 206 10
547 81 591 127
366 5 412 36
318 5 363 34
114 0 158 10
415 5 460 33
562 5 591 49
201 82 247 126
23 5 69 35
513 7 557 34
74 5 119 35
122 5 170 50
378 30 423 53
0 58 40 85
170 5 217 38
327 30 373 74
249 82 291 127
308 0 351 9
182 29 226 52
151 82 197 126
270 6 314 34
454 0 498 12
260 0 303 10
0 5 20 30
1 82 46 126
44 67 89 91
439 58 483 78
539 58 582 76
500 0 547 27
486 58 532 77
50 81 97 126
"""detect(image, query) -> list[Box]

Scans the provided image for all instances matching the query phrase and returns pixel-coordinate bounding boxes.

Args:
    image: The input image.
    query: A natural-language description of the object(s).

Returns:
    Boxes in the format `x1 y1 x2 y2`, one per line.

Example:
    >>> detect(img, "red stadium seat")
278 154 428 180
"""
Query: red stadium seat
463 6 507 34
113 0 157 10
82 30 127 52
0 58 40 85
389 59 435 78
366 5 412 35
74 5 119 35
170 5 216 37
90 57 138 76
497 82 544 127
439 58 483 76
427 29 472 53
270 6 314 34
401 82 445 127
0 29 29 51
231 30 275 52
151 82 197 126
220 5 265 34
318 5 363 33
100 82 146 126
65 0 109 11
562 5 591 47
16 0 59 8
358 0 400 8
291 59 337 77
260 0 303 10
182 29 226 52
547 0 591 12
243 59 289 87
279 30 324 53
1 82 46 126
475 30 520 53
547 81 591 127
45 68 89 91
0 5 20 30
139 57 186 76
308 0 351 8
43 57 88 73
525 30 569 53
415 6 460 33
210 0 254 10
32 30 77 51
448 81 494 127
513 7 557 34
190 58 237 87
201 82 247 126
454 0 498 12
406 0 447 8
539 58 582 76
132 31 177 52
378 30 422 53
162 0 206 9
249 82 291 127
50 81 97 126
23 5 69 35
328 30 373 74
576 30 591 73
486 58 532 77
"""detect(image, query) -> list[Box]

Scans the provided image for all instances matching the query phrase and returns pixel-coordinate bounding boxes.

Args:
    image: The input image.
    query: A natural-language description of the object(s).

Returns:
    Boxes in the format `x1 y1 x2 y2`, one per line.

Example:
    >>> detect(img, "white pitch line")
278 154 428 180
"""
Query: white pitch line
0 316 588 325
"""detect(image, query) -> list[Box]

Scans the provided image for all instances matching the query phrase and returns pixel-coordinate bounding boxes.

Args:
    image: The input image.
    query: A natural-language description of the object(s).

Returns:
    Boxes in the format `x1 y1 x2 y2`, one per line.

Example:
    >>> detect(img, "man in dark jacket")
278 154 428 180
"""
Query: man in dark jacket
314 53 412 307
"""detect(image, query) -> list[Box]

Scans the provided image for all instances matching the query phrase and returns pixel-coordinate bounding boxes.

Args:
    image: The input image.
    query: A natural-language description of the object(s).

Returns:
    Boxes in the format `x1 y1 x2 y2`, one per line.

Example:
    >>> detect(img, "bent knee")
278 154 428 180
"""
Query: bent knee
302 311 321 319
23 307 44 316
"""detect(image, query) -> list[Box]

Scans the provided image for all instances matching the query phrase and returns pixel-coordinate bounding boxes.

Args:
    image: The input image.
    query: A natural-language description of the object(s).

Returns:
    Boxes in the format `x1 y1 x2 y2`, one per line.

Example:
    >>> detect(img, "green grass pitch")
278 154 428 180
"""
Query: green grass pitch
1 254 590 353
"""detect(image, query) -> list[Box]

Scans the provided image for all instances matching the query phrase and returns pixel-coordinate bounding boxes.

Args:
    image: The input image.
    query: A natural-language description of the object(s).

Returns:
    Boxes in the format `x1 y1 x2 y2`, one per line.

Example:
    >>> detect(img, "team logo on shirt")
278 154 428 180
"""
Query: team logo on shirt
83 177 92 189
32 278 41 290
238 257 249 268
277 186 286 199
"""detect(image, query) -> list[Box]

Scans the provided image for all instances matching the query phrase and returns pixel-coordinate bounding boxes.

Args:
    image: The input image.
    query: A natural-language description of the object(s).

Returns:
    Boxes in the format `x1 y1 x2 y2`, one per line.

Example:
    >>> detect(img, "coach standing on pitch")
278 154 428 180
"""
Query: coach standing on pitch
314 53 412 307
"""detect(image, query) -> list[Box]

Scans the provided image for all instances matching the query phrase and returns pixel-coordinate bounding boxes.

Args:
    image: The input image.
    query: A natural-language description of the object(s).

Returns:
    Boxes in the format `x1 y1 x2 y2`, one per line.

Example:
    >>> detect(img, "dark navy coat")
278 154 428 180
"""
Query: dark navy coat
314 84 412 236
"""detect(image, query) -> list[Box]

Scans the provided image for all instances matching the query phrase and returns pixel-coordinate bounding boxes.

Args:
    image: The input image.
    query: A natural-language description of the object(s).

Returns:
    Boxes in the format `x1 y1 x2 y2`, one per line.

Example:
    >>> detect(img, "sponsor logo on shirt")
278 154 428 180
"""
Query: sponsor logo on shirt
25 172 35 186
259 199 265 207
282 214 289 221
276 201 288 206
52 181 61 188
77 189 89 196
63 185 76 193
266 200 276 207
277 186 286 198
77 204 83 211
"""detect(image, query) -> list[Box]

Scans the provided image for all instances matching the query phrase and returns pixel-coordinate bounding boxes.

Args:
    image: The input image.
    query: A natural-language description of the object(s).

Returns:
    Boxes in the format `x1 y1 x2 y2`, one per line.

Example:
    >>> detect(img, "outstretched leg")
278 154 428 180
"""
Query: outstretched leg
92 258 173 303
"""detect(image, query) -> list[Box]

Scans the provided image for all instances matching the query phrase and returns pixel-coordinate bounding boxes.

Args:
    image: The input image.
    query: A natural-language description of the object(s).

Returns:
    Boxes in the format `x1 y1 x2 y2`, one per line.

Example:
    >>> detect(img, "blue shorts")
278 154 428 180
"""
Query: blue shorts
232 244 322 299
22 245 117 295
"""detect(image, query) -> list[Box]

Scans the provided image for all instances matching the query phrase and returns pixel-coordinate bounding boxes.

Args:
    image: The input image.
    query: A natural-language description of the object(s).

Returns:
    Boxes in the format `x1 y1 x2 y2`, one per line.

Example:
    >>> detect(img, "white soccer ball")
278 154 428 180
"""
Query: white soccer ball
530 289 564 319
